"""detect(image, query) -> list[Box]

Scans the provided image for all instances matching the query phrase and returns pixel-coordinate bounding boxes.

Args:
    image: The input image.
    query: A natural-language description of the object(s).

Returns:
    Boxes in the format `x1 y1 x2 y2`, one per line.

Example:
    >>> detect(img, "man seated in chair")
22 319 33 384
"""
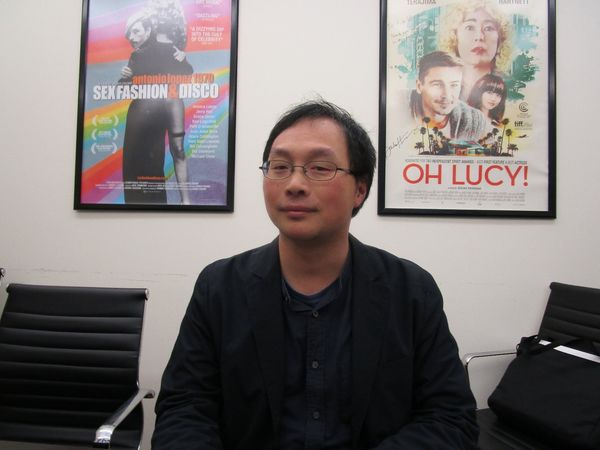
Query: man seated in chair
152 99 478 449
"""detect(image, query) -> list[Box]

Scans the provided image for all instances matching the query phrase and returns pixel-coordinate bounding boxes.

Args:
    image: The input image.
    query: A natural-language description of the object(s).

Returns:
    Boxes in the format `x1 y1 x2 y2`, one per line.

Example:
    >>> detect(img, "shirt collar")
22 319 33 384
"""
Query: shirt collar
282 250 352 312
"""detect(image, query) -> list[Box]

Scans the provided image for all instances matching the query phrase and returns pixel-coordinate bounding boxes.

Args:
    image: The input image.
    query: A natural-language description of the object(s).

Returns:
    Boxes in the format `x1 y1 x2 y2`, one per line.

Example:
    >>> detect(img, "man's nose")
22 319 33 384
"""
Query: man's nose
285 167 310 192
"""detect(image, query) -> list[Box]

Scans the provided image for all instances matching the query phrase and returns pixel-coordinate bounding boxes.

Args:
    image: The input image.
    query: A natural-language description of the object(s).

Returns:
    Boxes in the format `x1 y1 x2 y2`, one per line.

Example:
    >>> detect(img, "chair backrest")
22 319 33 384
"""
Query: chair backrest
0 283 148 449
538 281 600 345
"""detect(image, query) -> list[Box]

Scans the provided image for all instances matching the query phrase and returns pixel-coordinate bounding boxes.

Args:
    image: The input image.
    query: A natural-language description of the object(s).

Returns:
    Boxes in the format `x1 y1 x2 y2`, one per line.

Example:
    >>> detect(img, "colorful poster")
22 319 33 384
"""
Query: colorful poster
75 0 237 211
379 0 555 217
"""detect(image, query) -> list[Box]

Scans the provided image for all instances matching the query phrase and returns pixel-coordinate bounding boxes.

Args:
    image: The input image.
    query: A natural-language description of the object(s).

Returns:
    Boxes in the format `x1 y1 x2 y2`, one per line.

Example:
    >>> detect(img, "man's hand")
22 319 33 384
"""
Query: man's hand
173 47 186 62
121 66 133 79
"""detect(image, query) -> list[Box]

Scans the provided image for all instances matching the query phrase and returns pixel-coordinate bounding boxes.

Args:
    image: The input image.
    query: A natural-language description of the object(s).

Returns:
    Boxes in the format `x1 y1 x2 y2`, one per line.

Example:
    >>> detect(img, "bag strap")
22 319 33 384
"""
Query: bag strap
517 335 600 357
517 335 572 356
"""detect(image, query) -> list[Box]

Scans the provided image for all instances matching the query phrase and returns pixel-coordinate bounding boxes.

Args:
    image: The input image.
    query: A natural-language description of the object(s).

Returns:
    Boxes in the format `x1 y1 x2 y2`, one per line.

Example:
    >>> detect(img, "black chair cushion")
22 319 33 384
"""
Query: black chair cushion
0 284 148 450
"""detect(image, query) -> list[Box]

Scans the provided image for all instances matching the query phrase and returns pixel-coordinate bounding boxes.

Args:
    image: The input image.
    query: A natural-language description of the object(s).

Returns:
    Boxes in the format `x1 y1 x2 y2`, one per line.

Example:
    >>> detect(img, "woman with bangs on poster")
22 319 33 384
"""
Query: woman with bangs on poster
467 73 507 127
438 0 512 103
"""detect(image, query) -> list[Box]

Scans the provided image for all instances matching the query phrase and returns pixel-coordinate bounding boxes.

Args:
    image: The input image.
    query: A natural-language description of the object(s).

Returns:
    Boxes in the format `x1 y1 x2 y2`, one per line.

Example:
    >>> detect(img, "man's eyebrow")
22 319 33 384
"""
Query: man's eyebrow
269 147 336 159
427 78 458 83
268 148 291 158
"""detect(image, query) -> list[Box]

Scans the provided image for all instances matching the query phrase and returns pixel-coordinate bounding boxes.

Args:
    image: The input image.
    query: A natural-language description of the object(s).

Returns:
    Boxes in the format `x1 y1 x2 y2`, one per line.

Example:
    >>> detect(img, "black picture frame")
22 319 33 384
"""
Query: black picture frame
378 0 556 218
74 0 238 211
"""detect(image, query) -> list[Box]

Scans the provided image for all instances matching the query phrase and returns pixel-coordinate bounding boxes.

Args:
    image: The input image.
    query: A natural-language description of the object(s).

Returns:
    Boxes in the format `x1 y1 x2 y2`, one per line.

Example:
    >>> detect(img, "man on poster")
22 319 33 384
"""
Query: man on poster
152 99 478 449
410 51 488 142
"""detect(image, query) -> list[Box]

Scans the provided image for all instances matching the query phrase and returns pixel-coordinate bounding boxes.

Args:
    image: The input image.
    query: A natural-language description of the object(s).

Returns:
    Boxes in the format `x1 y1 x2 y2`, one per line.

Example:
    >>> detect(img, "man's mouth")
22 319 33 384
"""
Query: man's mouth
282 206 315 213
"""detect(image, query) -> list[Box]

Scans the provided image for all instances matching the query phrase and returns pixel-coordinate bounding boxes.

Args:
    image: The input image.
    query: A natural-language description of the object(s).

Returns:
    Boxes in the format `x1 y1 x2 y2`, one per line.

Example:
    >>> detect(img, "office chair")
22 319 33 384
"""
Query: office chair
463 282 600 450
0 283 155 449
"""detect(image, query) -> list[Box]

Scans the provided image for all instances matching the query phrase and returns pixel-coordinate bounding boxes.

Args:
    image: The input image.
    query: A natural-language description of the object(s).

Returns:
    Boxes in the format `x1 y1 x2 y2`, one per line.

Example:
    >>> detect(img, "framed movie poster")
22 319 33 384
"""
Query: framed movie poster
75 0 238 211
379 0 555 217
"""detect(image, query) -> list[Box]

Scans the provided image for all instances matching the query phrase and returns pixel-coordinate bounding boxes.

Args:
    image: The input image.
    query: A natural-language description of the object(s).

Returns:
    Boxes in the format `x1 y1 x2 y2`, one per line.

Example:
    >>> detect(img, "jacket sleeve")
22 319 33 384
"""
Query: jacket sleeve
372 274 478 449
152 272 224 449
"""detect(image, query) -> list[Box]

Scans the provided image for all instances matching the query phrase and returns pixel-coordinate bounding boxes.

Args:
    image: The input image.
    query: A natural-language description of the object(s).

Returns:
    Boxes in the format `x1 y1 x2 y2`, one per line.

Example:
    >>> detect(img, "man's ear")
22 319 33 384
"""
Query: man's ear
353 179 368 209
416 79 423 95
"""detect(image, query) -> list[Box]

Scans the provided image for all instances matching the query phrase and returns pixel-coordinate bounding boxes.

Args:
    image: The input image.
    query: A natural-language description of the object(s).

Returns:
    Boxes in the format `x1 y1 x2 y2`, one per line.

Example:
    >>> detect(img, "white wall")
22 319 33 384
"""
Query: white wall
0 0 599 448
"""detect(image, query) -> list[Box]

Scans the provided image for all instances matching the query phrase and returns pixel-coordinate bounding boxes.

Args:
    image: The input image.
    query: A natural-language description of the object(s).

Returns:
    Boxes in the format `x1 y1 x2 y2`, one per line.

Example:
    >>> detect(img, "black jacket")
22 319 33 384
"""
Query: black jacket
152 236 478 449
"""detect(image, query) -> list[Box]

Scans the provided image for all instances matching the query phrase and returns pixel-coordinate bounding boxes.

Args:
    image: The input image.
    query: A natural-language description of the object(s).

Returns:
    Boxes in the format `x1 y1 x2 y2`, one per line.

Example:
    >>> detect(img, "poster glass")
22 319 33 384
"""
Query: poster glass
379 0 555 217
75 0 238 211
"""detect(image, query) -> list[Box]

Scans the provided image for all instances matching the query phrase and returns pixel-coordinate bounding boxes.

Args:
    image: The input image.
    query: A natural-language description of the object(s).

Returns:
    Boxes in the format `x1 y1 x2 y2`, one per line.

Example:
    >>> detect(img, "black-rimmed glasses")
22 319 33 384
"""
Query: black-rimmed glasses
259 160 354 181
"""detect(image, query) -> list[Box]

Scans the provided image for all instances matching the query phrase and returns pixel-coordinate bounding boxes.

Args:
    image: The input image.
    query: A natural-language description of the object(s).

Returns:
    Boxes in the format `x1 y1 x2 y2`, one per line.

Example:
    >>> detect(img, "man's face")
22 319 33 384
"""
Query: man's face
128 21 151 49
416 66 462 118
262 118 367 245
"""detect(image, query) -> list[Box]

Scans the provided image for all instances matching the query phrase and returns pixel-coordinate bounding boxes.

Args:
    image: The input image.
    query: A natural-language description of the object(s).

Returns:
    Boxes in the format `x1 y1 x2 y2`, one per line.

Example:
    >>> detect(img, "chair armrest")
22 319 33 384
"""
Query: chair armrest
462 349 516 385
94 387 155 448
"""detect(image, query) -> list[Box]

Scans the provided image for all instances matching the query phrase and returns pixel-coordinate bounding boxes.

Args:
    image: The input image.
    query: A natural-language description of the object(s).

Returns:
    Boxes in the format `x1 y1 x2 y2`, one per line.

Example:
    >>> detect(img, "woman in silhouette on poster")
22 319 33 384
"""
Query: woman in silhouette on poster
120 1 192 205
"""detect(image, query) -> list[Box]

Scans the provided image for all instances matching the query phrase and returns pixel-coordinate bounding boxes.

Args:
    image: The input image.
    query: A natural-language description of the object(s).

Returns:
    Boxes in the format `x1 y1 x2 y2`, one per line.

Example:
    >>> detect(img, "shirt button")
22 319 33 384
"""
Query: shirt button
312 311 319 318
311 360 319 369
312 411 320 420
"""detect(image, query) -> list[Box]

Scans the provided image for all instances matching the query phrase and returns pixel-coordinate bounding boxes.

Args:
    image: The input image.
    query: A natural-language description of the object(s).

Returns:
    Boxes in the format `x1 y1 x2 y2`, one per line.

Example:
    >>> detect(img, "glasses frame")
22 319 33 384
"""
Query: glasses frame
259 160 354 181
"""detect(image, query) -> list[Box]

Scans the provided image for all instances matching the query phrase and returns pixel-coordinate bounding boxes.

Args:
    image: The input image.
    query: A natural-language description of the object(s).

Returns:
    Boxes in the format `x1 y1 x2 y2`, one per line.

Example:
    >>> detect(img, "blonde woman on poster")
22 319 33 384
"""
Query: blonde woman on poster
120 0 193 205
149 0 192 205
438 0 511 102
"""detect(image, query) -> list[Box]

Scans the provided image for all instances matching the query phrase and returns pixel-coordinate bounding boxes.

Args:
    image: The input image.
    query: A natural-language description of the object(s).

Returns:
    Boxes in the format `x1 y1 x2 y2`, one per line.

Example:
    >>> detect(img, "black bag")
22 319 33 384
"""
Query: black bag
488 335 600 450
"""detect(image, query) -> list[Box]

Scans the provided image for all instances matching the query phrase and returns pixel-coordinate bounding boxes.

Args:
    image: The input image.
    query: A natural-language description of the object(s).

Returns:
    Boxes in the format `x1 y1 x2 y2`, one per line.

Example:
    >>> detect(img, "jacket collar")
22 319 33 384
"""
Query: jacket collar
245 238 285 433
348 236 392 445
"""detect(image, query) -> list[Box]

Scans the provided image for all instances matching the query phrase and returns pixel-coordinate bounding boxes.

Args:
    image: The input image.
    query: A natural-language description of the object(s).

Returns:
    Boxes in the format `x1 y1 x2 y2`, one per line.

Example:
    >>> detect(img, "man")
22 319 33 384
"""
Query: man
410 51 488 142
152 100 478 449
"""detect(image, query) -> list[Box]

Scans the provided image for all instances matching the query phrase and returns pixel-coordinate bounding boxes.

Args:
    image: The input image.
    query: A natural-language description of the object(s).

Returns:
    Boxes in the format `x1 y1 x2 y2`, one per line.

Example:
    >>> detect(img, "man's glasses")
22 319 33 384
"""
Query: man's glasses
259 160 354 181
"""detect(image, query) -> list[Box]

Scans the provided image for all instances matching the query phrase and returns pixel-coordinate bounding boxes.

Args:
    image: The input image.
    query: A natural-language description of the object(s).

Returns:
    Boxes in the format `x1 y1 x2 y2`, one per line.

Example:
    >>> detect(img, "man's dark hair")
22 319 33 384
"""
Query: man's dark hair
262 99 376 216
418 51 464 82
